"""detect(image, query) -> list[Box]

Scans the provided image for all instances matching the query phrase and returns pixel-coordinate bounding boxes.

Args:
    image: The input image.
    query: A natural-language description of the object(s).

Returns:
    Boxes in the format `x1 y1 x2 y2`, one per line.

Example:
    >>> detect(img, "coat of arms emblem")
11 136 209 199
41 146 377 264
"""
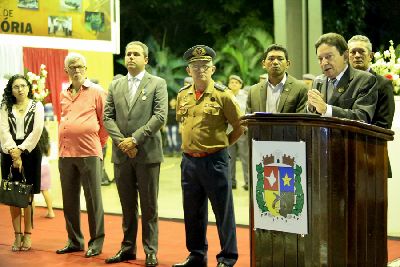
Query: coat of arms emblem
255 153 304 219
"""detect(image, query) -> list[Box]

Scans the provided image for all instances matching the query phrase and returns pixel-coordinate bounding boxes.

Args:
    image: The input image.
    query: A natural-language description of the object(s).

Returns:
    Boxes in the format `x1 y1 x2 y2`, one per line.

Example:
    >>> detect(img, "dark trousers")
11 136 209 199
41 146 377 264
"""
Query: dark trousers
114 160 160 254
58 157 104 250
181 148 238 266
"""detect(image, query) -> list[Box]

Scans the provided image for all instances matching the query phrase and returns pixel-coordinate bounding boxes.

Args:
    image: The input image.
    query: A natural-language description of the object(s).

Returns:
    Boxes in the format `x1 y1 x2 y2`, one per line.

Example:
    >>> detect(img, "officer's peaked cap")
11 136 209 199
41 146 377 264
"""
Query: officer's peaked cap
183 45 216 63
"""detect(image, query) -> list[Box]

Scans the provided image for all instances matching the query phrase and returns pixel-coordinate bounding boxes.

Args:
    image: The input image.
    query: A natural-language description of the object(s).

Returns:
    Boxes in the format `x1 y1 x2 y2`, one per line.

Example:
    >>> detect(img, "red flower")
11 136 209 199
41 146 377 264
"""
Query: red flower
385 74 393 80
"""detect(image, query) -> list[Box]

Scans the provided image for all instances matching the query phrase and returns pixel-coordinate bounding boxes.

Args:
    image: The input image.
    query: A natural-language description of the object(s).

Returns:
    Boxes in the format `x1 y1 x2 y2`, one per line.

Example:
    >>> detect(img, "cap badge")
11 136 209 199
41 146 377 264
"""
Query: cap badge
193 47 206 57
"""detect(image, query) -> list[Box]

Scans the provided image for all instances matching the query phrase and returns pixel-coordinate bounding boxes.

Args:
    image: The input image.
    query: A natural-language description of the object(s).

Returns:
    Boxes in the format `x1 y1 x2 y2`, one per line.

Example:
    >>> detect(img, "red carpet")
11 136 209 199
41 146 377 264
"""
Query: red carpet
1 205 399 267
389 238 400 263
0 205 249 267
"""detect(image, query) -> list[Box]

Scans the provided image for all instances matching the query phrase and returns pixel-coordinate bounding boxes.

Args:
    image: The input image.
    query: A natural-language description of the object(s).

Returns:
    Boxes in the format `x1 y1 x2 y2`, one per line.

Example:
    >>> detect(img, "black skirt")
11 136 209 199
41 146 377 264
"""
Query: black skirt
1 142 42 194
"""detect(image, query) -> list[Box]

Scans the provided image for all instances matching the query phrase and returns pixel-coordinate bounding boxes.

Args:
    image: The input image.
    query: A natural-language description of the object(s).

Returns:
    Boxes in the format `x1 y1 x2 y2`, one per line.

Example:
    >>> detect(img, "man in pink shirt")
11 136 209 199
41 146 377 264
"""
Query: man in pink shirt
56 52 108 258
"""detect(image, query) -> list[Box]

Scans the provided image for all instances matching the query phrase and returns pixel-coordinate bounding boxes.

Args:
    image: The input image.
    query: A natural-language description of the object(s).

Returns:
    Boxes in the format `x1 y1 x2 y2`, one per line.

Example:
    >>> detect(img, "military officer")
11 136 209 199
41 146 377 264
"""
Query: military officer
172 45 244 267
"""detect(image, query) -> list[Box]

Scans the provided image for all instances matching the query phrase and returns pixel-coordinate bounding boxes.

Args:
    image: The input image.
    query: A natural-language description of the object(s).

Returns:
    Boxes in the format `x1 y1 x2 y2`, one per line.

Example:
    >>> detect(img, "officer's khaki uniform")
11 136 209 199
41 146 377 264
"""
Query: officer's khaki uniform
177 81 242 153
176 80 242 266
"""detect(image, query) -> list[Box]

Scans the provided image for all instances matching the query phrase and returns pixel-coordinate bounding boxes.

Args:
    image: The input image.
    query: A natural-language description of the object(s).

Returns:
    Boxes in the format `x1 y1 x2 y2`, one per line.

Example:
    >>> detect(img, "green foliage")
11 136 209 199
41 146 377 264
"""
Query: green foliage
322 0 366 39
145 36 187 97
214 27 273 86
115 36 187 98
292 165 304 216
118 0 273 57
256 163 269 213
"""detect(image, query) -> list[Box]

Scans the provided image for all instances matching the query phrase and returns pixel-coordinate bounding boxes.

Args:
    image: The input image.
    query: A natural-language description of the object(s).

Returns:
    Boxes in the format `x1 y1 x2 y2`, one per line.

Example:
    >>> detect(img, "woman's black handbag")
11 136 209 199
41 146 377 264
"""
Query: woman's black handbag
0 167 32 208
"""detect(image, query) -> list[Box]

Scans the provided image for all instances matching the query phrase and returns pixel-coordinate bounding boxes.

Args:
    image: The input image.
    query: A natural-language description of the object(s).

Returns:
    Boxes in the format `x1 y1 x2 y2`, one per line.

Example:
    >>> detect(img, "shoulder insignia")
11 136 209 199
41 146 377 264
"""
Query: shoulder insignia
179 83 191 92
214 82 227 91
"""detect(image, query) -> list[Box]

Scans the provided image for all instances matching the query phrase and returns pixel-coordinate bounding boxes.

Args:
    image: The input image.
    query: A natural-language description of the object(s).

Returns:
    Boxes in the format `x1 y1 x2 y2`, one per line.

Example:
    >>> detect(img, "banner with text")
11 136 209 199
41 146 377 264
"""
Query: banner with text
252 140 308 234
0 0 119 53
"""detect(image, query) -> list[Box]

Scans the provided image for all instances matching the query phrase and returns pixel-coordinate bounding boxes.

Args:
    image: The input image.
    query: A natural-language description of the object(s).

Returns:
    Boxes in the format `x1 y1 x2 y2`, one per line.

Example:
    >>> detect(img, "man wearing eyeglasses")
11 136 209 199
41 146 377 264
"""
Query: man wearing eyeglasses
56 52 108 258
247 44 308 114
307 33 378 122
173 45 244 267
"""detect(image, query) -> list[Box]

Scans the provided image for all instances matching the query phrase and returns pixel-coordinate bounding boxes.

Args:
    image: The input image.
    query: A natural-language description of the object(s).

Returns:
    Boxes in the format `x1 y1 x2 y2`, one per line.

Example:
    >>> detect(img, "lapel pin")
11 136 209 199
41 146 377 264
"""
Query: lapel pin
337 87 344 93
141 89 147 100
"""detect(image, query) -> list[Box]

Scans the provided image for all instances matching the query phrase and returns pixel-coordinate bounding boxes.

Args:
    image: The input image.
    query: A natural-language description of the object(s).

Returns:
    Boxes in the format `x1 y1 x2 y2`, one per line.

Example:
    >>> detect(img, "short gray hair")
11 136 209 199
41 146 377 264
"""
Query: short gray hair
348 35 373 52
125 41 149 58
64 52 87 68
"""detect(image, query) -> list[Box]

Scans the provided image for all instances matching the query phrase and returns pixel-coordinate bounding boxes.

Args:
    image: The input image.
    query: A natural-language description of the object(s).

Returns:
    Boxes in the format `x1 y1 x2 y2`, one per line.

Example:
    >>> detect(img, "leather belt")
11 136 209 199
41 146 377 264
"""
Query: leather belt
186 152 210 158
184 148 222 158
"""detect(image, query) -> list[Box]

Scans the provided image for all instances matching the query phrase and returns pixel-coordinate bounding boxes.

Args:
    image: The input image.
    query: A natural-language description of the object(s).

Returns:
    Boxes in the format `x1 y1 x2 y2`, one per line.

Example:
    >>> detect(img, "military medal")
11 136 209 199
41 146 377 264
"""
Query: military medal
141 89 147 100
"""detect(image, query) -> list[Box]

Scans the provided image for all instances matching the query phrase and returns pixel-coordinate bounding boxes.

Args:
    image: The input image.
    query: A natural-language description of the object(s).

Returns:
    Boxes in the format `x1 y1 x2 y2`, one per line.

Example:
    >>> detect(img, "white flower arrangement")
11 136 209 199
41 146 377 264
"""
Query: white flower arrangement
371 40 400 95
26 64 50 102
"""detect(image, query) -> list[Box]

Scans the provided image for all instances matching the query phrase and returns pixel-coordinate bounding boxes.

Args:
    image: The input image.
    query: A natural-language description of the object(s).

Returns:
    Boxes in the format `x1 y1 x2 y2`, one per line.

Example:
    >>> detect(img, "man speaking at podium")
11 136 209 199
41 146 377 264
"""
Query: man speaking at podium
307 32 378 123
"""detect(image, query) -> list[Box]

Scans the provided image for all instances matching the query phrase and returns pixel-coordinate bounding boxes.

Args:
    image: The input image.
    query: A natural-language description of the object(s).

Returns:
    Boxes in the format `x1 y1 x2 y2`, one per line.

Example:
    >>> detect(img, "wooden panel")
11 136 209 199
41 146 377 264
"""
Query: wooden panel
355 133 367 266
373 139 388 265
346 132 358 266
272 232 285 266
366 137 378 265
245 114 391 267
284 233 299 266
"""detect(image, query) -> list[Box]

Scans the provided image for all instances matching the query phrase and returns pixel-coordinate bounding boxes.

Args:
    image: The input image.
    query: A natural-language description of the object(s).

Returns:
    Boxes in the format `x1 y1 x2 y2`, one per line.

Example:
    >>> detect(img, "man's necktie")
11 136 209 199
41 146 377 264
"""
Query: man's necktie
129 78 138 107
327 78 337 103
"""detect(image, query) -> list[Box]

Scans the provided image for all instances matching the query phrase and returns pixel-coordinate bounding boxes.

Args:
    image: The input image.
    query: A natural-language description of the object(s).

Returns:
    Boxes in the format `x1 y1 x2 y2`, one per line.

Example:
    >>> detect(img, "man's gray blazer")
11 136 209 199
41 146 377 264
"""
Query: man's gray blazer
104 71 168 164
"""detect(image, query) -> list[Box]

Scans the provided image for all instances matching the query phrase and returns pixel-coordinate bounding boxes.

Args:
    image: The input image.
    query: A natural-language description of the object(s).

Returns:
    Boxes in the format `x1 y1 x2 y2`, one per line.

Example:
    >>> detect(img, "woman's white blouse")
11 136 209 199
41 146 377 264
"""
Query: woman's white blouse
0 100 44 153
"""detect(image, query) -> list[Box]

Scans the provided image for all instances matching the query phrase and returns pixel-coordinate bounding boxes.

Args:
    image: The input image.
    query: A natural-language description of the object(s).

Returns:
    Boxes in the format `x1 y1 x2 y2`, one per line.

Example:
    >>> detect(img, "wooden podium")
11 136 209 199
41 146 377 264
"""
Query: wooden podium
242 113 394 267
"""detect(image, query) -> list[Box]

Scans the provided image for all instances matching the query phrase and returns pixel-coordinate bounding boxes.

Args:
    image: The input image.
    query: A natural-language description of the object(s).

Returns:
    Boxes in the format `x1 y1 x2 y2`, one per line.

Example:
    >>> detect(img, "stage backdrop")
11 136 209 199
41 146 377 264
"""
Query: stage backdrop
0 0 120 53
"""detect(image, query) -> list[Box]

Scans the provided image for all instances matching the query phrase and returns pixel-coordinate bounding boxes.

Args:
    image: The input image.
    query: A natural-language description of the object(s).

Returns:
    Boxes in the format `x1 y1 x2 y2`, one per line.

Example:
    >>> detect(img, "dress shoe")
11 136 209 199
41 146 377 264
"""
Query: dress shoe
217 263 232 267
101 179 111 186
145 253 158 266
105 250 136 264
56 245 83 254
85 248 101 257
172 255 207 267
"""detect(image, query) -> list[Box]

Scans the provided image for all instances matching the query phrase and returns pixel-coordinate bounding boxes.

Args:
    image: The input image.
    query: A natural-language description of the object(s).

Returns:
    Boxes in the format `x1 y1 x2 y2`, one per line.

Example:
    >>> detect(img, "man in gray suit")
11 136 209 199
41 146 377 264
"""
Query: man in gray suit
104 41 168 266
307 33 378 122
247 44 308 114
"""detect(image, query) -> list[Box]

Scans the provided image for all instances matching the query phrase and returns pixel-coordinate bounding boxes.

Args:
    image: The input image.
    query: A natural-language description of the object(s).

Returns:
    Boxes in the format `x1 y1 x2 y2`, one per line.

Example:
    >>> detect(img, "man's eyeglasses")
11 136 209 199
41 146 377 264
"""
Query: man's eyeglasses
68 65 86 71
189 64 212 72
12 84 28 90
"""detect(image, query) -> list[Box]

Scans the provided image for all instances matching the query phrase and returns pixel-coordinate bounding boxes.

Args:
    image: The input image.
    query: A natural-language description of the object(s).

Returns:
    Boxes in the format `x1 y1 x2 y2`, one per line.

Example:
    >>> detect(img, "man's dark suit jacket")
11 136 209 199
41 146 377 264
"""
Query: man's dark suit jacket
313 65 378 123
369 69 395 178
369 69 395 129
246 74 308 113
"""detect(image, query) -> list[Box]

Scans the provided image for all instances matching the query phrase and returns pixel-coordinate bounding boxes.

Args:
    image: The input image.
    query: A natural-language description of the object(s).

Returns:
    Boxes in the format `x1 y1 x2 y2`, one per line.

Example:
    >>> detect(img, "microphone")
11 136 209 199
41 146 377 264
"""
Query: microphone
314 78 323 92
308 78 324 113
